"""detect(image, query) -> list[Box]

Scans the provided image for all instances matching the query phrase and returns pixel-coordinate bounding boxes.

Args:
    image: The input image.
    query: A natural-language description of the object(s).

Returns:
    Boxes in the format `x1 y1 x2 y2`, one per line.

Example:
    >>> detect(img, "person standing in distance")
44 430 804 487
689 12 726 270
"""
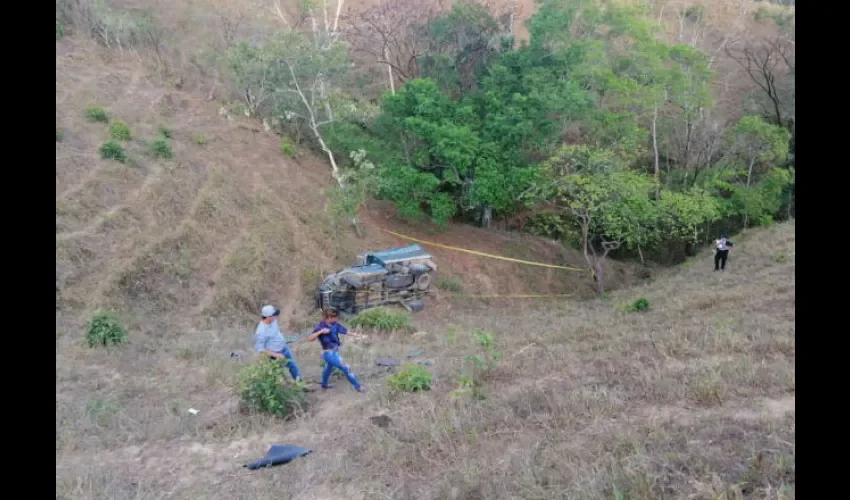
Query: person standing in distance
714 233 734 271
254 305 304 382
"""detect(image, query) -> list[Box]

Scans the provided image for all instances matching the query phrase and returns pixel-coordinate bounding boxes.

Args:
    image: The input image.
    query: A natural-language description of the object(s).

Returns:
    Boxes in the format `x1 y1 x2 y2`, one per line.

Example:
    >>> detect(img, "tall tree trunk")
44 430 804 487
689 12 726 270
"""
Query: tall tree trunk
481 206 492 229
652 105 660 199
384 44 395 95
580 220 604 296
744 154 756 228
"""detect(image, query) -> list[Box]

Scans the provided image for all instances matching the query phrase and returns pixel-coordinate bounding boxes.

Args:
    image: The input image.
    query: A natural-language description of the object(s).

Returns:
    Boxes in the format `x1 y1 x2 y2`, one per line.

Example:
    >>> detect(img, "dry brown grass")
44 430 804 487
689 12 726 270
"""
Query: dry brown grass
57 209 795 499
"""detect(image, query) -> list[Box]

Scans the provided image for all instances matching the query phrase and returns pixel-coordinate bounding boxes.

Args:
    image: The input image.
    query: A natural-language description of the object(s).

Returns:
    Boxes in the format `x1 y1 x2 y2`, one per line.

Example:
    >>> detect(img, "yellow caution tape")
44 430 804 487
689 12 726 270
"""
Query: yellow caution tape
339 290 573 299
440 292 573 299
381 229 586 272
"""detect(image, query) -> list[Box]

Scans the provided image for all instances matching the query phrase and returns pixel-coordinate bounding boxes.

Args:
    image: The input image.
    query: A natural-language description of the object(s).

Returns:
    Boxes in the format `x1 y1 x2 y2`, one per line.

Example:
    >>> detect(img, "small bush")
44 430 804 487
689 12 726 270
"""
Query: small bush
436 275 464 293
239 359 307 419
280 137 295 157
626 297 650 313
465 330 502 373
109 120 132 141
388 364 432 392
348 307 410 332
149 136 173 159
100 140 127 163
453 330 502 400
157 125 172 138
85 311 128 347
85 106 109 122
56 21 64 40
194 135 207 145
56 127 63 142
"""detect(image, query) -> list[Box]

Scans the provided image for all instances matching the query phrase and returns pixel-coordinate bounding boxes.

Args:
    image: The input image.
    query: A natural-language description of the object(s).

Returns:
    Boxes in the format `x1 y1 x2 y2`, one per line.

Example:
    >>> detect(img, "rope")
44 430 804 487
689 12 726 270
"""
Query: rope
381 229 586 272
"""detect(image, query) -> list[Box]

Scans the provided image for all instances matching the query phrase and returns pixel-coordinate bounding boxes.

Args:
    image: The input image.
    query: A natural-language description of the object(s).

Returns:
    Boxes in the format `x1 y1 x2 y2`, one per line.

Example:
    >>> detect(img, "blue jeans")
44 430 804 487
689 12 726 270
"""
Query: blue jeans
322 350 361 390
272 345 302 382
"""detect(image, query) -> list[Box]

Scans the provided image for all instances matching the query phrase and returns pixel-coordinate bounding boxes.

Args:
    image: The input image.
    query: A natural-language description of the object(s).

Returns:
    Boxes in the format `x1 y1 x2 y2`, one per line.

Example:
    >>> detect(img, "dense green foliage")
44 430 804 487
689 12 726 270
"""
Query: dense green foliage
348 307 411 332
100 140 127 163
85 310 128 347
223 0 794 274
388 364 433 393
239 359 308 419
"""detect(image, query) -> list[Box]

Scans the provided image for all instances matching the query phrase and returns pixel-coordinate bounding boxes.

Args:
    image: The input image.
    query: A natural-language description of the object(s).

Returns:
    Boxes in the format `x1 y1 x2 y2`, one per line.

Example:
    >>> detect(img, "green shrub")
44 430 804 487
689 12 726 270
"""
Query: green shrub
280 137 295 157
157 125 172 138
465 330 502 373
56 21 64 40
85 311 128 347
436 275 464 293
626 297 650 313
109 120 132 141
100 140 127 163
149 136 172 159
452 330 502 400
56 127 63 142
239 359 307 419
85 106 109 122
388 364 432 392
194 135 207 145
348 307 410 332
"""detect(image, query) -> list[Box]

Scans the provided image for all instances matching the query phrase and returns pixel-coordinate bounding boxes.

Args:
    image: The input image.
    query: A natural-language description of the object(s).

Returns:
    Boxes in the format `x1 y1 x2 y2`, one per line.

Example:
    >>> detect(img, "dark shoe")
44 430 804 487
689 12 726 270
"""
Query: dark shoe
356 386 367 393
321 384 335 390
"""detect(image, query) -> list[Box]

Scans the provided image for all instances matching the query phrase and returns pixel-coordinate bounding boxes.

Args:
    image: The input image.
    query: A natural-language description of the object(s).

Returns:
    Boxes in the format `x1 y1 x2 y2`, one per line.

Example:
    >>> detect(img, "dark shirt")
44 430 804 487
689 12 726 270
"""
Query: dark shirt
313 321 348 350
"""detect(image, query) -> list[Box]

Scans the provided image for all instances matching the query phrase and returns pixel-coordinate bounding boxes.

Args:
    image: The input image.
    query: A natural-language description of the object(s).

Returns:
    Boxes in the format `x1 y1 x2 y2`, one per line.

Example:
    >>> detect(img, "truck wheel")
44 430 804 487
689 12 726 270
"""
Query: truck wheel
415 273 432 291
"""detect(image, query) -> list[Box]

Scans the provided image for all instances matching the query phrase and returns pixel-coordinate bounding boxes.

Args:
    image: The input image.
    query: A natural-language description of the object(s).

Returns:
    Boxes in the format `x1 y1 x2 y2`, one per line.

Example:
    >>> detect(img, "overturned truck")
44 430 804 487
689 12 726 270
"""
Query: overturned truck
315 245 436 315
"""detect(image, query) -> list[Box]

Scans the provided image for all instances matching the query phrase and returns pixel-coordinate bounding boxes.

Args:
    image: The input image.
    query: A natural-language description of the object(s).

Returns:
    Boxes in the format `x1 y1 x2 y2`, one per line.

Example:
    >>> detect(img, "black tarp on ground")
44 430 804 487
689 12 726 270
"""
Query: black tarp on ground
244 444 312 470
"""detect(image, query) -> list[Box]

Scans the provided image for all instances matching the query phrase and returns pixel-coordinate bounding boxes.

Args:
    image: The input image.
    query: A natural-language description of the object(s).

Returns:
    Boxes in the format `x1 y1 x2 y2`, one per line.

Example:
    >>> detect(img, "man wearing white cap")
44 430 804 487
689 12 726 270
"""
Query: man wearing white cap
254 305 303 382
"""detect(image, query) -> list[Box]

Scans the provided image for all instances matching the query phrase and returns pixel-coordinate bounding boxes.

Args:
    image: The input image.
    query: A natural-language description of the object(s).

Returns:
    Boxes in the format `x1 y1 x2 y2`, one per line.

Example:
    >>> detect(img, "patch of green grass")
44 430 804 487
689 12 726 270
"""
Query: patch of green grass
100 140 128 163
109 120 132 141
625 297 650 313
85 310 128 347
56 127 63 142
239 359 307 419
436 275 464 293
194 135 207 145
85 106 109 123
348 307 411 332
388 364 432 393
280 137 295 157
86 396 120 426
149 135 173 159
157 125 172 138
56 21 65 40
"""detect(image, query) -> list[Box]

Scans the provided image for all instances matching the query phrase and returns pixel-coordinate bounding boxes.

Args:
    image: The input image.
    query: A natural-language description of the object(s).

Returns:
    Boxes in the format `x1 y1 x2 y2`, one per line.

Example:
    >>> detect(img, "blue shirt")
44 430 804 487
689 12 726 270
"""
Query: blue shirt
254 320 287 354
313 321 348 350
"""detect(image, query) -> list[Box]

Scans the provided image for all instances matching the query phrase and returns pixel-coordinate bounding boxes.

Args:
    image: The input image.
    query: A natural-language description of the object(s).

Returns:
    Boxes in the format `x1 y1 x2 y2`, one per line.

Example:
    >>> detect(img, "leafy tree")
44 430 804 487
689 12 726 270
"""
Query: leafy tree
726 115 790 226
533 157 656 295
419 1 510 95
228 31 349 186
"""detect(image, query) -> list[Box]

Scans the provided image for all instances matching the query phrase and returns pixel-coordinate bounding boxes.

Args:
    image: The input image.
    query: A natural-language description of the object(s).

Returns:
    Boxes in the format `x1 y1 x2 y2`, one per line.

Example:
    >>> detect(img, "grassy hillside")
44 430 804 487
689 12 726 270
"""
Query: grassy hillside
56 0 794 497
56 191 795 499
